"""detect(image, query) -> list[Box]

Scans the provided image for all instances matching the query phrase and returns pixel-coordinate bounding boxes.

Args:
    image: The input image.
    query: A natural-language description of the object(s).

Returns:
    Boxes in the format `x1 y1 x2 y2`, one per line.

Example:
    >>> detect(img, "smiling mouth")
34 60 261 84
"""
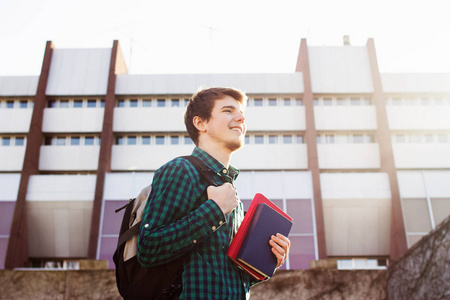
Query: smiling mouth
230 127 243 133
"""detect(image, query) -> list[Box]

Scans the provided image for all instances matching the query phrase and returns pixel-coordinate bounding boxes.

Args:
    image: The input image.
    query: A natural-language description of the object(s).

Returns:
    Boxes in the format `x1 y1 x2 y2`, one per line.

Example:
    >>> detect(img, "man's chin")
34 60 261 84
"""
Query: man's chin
227 140 244 152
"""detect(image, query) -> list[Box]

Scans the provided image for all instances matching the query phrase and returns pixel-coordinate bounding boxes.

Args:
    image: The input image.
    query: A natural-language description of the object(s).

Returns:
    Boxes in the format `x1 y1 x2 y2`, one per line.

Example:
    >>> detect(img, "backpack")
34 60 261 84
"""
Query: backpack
113 155 217 300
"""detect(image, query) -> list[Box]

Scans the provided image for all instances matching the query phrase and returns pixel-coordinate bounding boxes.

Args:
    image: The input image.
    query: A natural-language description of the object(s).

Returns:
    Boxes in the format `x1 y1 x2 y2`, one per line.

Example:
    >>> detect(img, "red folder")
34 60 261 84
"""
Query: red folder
228 193 293 280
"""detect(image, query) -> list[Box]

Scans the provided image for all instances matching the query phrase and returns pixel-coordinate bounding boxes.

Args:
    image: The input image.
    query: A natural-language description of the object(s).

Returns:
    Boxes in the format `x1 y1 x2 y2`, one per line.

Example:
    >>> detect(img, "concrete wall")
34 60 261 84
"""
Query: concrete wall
0 269 386 300
251 269 386 300
387 214 450 300
1 216 447 299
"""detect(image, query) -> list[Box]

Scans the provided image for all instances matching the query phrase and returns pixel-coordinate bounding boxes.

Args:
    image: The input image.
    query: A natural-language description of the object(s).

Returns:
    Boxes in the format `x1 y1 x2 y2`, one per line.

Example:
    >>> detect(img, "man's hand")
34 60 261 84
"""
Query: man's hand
270 233 291 269
207 183 239 215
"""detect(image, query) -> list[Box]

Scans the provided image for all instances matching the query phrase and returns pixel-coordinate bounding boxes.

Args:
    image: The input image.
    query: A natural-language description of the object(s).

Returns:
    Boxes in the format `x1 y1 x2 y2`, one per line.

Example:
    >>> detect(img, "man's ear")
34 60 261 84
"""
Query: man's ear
193 116 207 132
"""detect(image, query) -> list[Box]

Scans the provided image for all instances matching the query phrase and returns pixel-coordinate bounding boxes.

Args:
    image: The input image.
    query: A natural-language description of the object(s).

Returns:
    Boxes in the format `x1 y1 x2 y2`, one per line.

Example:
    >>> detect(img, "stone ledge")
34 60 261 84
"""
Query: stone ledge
0 269 386 300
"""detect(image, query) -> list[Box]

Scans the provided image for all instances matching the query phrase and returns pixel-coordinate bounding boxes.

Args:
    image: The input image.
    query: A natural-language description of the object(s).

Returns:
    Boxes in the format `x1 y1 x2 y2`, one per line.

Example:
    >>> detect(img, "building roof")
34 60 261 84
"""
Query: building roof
45 48 111 96
381 73 450 93
308 46 374 94
115 73 304 95
0 76 39 96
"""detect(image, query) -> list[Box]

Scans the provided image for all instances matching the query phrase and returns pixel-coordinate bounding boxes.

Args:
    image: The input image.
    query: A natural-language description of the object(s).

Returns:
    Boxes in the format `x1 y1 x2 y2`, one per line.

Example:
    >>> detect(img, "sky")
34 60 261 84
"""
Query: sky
0 0 449 76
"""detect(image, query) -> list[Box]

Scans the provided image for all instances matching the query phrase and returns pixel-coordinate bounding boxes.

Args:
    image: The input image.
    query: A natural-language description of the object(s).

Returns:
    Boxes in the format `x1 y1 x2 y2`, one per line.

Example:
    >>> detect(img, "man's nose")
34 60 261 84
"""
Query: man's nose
235 112 245 122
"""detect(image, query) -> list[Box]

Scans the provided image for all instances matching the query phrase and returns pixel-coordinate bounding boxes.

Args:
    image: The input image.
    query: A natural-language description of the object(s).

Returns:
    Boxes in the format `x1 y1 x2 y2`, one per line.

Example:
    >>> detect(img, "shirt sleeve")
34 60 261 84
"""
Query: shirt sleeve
137 162 226 267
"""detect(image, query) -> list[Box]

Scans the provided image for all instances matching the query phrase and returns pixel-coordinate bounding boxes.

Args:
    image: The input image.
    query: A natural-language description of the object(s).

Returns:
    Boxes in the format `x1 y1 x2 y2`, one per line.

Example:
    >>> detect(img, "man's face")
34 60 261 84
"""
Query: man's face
202 96 246 152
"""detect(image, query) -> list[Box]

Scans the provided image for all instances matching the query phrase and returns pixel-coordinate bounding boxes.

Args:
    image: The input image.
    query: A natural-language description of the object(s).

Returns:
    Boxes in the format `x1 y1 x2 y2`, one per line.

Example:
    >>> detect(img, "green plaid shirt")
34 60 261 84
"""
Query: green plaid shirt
138 147 254 299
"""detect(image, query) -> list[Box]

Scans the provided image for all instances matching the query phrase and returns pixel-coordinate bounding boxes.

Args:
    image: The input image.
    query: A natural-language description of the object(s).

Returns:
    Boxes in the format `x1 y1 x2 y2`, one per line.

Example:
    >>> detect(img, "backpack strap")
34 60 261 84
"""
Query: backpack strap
117 221 141 248
116 155 219 247
182 155 219 187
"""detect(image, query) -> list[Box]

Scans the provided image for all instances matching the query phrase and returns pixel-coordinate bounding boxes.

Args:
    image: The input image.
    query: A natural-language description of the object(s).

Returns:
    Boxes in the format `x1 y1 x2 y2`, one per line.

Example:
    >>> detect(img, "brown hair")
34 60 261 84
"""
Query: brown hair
184 87 247 145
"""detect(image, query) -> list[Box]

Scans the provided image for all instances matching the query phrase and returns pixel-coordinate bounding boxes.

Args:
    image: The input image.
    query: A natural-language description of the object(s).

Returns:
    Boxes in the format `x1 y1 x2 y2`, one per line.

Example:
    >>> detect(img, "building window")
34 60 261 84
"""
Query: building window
396 134 406 143
117 100 125 107
295 135 303 143
254 98 263 107
336 97 347 106
268 135 278 144
283 98 291 106
116 137 124 145
352 135 364 143
2 137 11 146
283 135 293 144
56 137 66 146
392 97 402 106
87 99 97 108
73 100 83 108
254 135 264 144
323 98 333 106
142 136 151 145
184 136 194 145
15 137 25 146
85 136 95 146
129 99 138 108
155 136 165 145
157 99 166 107
6 101 14 108
268 98 277 106
71 136 80 145
19 101 28 108
350 97 361 106
316 135 322 144
59 100 69 108
127 136 137 145
170 136 179 145
425 135 434 143
295 98 302 106
362 97 371 105
325 134 335 144
438 134 448 143
143 99 152 107
420 97 430 105
171 99 180 107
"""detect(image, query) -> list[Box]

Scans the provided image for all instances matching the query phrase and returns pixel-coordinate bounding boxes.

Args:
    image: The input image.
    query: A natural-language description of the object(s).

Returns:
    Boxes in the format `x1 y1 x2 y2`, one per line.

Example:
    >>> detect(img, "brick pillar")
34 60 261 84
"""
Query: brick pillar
87 40 127 259
5 41 54 269
366 38 407 260
296 38 327 259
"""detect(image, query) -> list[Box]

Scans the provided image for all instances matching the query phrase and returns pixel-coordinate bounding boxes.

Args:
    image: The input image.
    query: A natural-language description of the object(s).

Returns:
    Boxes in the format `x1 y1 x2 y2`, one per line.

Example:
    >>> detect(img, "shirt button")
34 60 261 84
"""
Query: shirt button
144 224 149 228
193 240 197 244
222 169 227 174
212 226 217 231
219 221 223 225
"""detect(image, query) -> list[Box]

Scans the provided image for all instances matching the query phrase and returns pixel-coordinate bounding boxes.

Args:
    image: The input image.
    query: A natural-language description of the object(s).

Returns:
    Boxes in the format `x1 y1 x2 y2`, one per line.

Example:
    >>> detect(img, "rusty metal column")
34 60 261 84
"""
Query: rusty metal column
296 38 327 259
87 40 126 259
366 38 407 260
5 41 54 269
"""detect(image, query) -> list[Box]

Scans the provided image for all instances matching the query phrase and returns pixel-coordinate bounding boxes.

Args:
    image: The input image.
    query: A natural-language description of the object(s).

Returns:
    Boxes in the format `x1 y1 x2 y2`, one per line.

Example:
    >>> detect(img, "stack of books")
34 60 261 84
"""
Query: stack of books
228 193 293 280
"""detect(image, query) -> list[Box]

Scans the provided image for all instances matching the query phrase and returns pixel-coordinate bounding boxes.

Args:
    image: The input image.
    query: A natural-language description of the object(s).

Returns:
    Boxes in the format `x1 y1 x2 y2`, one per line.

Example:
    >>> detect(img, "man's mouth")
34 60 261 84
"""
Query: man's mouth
230 126 243 133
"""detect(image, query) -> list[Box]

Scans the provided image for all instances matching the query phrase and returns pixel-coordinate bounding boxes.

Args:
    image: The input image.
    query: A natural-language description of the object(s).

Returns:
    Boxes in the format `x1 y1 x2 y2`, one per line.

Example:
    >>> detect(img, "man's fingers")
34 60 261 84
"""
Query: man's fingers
270 234 291 268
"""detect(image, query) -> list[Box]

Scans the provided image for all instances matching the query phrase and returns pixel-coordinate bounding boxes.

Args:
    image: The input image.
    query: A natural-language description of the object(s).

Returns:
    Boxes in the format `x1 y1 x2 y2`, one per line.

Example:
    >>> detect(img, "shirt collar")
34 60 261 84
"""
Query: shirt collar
192 147 240 180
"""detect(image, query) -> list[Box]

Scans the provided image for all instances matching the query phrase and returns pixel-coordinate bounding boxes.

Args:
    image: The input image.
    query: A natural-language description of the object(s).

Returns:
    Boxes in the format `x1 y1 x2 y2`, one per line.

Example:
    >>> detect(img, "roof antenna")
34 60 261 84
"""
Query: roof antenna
343 35 351 46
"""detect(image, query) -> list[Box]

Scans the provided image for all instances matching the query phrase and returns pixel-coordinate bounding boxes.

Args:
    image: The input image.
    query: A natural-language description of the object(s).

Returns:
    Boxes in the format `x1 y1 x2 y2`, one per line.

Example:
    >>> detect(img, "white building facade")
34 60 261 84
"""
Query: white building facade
1 39 449 270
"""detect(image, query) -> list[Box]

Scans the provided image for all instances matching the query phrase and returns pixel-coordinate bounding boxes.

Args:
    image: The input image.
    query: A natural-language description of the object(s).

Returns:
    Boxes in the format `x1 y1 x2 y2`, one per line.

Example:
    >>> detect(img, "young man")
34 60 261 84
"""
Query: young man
137 87 290 299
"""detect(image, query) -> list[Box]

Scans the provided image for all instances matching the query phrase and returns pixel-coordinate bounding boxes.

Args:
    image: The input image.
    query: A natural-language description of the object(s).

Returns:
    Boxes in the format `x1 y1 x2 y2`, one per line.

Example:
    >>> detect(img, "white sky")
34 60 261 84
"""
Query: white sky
0 0 449 75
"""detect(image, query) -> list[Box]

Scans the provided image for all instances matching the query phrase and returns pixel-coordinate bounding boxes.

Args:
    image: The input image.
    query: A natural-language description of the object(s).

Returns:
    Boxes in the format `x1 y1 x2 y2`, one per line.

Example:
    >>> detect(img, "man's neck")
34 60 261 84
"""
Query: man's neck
198 143 232 169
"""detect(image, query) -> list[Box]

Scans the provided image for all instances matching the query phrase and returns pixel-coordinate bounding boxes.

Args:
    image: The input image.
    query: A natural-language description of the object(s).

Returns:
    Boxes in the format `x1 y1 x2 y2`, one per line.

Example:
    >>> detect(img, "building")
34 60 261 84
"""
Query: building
1 39 449 270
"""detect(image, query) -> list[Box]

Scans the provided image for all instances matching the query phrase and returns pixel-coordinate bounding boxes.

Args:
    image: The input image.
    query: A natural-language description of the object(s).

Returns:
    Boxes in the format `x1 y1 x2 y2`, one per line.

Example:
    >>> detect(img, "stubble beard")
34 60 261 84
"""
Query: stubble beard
224 136 244 153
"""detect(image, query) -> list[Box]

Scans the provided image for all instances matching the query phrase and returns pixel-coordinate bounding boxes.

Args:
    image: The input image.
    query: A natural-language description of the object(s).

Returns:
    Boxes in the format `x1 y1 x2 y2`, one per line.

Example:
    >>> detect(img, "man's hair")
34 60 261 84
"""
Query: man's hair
184 87 247 145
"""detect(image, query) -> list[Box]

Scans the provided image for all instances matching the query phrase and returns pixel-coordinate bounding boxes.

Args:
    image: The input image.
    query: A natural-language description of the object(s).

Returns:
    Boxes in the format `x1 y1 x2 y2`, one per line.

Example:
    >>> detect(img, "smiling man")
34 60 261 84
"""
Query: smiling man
137 87 290 300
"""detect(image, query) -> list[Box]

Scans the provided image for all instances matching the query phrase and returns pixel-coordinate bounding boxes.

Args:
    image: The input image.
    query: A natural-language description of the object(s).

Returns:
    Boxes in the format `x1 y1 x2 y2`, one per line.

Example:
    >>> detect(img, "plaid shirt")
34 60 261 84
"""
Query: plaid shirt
138 147 255 299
